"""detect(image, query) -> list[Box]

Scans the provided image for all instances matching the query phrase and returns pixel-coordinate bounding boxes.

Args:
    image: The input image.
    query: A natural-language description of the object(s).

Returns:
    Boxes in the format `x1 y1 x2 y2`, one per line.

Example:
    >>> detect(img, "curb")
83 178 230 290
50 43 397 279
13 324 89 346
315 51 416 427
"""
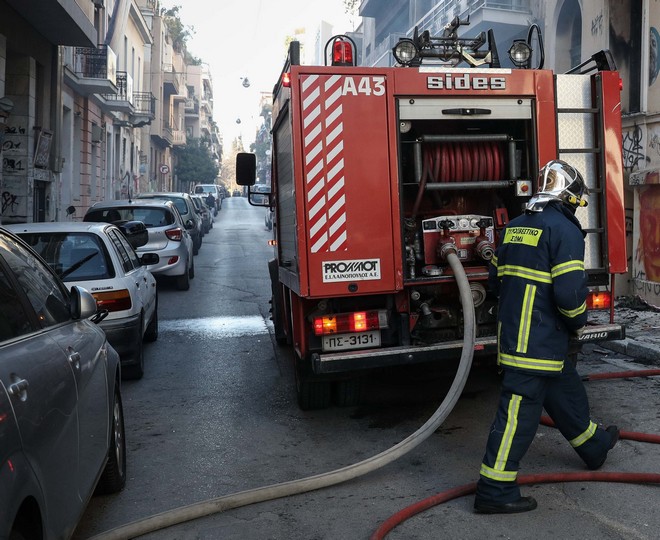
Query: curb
598 338 660 364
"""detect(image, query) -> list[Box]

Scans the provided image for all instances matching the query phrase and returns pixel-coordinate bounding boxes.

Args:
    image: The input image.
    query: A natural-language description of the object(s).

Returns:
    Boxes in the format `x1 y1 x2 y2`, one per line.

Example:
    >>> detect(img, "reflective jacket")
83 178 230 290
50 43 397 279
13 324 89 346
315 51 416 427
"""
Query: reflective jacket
489 201 588 375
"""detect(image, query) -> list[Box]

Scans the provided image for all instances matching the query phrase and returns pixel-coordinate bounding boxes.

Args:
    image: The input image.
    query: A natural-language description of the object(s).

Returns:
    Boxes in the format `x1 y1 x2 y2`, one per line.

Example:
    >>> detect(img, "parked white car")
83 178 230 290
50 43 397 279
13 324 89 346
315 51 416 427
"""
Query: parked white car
8 221 159 380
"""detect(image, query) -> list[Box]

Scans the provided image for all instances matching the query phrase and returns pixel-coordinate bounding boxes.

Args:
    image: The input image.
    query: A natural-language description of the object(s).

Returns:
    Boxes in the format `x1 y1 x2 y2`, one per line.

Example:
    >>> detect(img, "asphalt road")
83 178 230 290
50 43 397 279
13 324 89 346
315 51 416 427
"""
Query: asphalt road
73 196 660 540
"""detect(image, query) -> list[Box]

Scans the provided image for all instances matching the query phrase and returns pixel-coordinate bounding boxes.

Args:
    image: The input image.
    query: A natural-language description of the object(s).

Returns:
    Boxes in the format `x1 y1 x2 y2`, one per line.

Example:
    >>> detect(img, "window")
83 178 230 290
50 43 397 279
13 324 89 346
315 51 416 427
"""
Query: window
0 264 34 341
108 229 140 272
0 234 71 327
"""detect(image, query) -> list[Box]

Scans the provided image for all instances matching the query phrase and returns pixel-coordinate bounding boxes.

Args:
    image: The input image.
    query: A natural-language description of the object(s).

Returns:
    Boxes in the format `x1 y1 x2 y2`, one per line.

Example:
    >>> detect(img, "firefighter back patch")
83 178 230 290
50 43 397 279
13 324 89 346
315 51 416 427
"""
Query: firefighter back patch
503 227 543 247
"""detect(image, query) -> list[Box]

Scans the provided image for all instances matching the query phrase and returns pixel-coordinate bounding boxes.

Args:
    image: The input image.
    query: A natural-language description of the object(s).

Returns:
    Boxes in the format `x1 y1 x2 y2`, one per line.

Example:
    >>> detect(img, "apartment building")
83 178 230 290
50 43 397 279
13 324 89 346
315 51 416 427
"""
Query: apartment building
0 0 218 224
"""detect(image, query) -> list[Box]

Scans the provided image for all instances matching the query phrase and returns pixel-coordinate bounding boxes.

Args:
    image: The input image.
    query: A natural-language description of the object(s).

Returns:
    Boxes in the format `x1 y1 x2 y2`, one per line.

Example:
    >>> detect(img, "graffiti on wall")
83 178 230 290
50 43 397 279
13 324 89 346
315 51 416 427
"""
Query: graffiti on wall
591 12 603 36
622 125 646 172
632 176 660 306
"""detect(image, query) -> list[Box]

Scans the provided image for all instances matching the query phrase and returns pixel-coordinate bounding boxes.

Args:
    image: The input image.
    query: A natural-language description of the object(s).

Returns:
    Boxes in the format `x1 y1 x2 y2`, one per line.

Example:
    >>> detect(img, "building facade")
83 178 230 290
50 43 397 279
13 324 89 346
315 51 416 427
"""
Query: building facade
0 0 219 225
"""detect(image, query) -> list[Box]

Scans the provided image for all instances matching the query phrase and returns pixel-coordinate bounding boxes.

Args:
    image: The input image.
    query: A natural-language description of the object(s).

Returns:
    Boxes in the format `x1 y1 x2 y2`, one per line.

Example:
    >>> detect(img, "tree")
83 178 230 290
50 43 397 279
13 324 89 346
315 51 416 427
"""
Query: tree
174 138 219 187
219 137 245 187
161 5 194 54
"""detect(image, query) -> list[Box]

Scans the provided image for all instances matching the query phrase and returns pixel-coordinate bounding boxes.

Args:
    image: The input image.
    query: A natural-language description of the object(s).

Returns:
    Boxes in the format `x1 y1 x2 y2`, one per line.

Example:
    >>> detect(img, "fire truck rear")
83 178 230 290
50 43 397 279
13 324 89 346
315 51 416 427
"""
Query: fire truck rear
237 19 627 410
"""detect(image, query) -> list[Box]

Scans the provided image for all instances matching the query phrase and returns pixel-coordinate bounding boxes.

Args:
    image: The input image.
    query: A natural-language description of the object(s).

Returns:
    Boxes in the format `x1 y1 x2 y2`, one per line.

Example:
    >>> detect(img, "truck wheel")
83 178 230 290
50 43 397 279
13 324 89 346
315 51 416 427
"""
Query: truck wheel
295 355 331 410
333 378 363 407
269 260 288 345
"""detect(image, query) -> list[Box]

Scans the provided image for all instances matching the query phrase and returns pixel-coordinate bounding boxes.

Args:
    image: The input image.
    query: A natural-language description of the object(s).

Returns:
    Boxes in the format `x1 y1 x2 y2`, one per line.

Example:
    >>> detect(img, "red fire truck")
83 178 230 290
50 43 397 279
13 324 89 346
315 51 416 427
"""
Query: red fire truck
237 19 627 410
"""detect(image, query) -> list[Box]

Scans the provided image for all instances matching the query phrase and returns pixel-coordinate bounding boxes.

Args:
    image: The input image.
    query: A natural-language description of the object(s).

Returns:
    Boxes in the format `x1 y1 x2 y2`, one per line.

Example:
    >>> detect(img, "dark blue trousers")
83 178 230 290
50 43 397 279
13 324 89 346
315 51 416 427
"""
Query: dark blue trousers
476 361 613 503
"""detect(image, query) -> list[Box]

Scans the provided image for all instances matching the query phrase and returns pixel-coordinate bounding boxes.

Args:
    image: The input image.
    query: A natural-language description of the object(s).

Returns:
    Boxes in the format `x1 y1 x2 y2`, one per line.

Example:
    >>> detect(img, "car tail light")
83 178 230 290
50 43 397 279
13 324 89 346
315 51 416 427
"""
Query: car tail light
313 310 387 336
587 291 611 310
165 227 183 241
93 290 132 312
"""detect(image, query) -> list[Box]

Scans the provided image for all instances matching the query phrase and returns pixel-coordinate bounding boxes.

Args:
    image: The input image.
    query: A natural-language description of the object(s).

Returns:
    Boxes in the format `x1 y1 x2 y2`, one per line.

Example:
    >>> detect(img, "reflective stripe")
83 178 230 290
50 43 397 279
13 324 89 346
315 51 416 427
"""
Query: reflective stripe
516 284 536 353
498 264 553 284
479 394 523 483
558 301 587 319
570 421 597 447
494 394 521 470
498 352 564 372
551 260 585 278
480 463 518 482
491 254 498 268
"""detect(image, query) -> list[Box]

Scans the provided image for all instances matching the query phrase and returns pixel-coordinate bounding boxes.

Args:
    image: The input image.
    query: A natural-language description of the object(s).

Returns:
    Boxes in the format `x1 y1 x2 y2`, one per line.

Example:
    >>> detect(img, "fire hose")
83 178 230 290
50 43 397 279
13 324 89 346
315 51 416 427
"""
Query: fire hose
90 250 477 539
370 369 660 540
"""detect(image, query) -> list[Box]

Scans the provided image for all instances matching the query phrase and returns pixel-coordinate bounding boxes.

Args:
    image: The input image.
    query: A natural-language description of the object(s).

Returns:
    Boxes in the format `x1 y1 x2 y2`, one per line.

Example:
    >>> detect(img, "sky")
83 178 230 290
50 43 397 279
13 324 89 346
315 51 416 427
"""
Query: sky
168 0 355 147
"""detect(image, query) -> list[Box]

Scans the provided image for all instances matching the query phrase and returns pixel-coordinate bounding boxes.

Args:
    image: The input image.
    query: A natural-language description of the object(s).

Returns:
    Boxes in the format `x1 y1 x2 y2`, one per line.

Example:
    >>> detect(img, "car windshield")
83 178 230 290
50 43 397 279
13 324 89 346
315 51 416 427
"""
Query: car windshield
18 232 113 281
86 207 174 228
141 195 187 215
195 186 214 194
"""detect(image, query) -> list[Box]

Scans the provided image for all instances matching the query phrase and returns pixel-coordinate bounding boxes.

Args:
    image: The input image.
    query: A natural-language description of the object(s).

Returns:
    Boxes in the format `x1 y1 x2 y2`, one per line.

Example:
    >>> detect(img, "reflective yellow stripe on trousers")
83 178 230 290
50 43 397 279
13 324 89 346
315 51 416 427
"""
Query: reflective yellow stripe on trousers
480 394 522 482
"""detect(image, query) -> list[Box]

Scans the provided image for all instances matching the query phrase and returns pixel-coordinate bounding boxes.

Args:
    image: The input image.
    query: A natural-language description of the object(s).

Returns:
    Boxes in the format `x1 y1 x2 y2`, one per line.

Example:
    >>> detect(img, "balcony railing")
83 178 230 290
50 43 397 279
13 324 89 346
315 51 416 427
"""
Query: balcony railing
133 92 156 118
72 44 116 81
64 44 117 96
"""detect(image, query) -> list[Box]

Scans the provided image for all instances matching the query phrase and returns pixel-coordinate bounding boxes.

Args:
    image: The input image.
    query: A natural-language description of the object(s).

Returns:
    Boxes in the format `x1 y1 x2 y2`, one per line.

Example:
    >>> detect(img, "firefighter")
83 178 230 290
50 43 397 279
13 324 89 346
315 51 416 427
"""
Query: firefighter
474 160 620 514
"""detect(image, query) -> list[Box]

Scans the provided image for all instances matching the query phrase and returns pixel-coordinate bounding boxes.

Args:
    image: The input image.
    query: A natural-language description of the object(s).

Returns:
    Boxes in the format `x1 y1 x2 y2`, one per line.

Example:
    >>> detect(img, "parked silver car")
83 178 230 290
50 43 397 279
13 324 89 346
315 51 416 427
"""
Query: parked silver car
0 226 126 539
84 199 195 290
135 192 203 255
8 221 159 380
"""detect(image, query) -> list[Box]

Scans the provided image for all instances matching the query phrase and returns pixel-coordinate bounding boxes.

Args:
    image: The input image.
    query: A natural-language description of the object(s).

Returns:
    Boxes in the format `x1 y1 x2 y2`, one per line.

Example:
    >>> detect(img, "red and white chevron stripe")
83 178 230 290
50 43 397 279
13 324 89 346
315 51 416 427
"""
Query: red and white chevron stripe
301 74 347 253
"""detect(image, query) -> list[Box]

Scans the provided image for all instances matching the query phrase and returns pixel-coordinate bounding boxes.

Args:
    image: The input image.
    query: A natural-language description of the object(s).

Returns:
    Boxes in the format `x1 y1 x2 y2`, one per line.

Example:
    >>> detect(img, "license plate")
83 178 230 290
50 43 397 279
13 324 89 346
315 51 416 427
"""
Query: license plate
322 331 381 352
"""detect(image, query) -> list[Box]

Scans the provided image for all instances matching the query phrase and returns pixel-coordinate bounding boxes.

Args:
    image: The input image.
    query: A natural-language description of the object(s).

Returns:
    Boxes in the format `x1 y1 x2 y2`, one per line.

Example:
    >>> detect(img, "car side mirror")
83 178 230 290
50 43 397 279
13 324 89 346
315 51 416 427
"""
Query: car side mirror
236 152 256 186
70 285 98 320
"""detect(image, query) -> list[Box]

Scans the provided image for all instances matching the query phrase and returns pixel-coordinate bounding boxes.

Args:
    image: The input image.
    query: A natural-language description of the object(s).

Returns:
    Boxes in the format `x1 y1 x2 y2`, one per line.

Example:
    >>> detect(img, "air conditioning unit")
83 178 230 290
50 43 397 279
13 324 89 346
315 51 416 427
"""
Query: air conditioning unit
91 124 103 143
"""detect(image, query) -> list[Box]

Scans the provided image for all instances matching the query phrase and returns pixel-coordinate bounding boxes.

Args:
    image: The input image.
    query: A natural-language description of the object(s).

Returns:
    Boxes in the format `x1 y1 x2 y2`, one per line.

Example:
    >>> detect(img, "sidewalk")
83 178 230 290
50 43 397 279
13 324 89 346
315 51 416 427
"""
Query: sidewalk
591 296 660 365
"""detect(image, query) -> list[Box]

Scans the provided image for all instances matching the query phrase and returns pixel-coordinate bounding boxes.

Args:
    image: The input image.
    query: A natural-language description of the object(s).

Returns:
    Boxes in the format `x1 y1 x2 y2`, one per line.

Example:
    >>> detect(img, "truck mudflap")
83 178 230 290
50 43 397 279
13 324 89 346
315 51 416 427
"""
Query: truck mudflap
312 323 625 375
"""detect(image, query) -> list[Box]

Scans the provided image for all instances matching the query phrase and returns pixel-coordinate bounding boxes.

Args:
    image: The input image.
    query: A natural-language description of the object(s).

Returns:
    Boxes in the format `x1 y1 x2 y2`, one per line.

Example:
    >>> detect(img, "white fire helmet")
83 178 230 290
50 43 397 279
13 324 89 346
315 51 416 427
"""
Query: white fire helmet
525 160 589 212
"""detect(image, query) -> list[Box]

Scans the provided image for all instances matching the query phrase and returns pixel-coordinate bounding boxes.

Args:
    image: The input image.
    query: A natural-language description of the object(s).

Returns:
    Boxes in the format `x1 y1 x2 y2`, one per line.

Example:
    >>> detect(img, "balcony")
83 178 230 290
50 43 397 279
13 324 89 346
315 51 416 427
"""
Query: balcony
172 130 186 146
185 97 199 115
162 63 183 95
101 71 132 113
63 45 118 96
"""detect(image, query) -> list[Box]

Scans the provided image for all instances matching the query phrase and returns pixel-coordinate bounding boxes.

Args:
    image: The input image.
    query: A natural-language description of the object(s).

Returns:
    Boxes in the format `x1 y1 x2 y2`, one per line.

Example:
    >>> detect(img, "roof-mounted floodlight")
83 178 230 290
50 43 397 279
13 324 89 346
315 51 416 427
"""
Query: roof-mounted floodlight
508 39 531 68
393 39 419 66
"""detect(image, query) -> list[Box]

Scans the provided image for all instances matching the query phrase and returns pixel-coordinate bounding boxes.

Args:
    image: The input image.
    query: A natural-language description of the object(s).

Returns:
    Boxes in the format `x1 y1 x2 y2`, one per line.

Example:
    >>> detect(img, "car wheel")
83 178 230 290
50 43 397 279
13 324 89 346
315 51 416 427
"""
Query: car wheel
95 386 127 494
144 301 158 343
123 325 145 380
193 238 200 256
176 266 190 290
189 258 195 280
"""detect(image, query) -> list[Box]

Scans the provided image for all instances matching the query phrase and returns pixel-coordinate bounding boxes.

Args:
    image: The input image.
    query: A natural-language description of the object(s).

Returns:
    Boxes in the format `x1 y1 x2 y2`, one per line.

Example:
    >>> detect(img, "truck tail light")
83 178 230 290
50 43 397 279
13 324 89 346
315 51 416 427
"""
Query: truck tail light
93 289 132 312
587 291 611 310
313 310 387 336
165 227 183 241
282 72 291 87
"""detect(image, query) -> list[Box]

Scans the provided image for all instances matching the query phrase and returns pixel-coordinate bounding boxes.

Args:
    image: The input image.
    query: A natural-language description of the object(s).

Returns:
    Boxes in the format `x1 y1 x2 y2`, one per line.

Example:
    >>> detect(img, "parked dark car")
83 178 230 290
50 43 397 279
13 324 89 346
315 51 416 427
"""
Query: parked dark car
0 226 126 539
191 194 213 234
